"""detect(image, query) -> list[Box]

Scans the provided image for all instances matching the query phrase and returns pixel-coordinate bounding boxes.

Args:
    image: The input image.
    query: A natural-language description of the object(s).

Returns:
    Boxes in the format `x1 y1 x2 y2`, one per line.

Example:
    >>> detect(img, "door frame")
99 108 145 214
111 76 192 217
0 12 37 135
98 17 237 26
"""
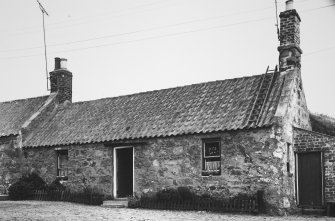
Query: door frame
295 151 324 207
113 146 134 198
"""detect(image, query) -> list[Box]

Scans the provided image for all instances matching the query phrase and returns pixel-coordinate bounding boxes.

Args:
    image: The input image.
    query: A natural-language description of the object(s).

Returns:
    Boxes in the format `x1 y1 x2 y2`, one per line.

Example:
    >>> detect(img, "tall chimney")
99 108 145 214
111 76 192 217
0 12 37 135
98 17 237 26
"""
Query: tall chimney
49 57 73 103
278 0 302 70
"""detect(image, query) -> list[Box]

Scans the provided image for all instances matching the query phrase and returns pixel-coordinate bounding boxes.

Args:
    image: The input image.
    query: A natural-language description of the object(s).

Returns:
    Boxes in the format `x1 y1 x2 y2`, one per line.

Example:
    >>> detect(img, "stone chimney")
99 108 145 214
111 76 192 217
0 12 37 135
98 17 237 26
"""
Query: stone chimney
49 57 72 103
278 0 302 71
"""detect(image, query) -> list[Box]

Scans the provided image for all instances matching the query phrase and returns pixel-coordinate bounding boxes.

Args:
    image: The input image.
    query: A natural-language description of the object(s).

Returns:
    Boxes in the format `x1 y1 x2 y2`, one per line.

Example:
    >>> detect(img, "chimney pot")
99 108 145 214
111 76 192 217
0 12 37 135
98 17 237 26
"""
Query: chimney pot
285 0 294 11
60 58 68 69
54 57 61 70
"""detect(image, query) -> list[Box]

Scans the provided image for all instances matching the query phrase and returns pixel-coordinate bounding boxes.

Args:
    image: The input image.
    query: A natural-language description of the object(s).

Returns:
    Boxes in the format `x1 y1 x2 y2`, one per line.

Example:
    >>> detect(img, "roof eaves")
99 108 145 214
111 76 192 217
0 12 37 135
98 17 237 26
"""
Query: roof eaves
23 123 274 149
0 133 18 138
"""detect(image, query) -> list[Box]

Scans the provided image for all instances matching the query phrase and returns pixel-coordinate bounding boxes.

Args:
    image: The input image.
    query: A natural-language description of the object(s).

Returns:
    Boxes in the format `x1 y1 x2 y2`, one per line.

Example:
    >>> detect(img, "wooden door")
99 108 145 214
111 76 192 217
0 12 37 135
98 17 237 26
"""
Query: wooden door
297 152 323 207
116 147 133 198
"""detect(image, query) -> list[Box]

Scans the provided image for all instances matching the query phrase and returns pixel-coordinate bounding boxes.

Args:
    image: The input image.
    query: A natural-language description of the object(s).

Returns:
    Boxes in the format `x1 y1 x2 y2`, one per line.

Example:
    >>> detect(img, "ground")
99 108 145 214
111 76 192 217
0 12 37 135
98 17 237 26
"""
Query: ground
0 201 335 221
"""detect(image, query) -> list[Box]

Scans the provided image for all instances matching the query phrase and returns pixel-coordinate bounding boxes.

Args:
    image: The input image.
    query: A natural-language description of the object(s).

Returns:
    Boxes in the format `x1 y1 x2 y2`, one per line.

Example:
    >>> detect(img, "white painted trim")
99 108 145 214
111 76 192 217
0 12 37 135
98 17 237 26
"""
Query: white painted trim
133 147 135 197
321 152 324 206
113 146 134 198
295 152 299 205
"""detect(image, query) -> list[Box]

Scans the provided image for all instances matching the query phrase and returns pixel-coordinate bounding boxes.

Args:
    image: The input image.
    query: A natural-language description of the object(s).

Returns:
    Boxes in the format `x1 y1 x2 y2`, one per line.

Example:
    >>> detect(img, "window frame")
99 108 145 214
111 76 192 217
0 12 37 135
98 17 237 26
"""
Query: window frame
201 138 221 176
56 149 69 181
287 143 293 176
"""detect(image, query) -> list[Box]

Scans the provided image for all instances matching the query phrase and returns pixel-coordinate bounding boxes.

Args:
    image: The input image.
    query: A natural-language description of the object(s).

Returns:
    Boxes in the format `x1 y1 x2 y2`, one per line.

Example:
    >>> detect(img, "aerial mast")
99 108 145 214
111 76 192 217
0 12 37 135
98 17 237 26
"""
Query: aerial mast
37 0 50 91
275 0 280 41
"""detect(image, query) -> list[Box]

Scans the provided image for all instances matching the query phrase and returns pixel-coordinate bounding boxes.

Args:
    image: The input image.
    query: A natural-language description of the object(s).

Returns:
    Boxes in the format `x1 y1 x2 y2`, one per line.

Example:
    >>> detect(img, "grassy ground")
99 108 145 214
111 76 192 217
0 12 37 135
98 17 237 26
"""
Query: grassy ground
0 201 334 221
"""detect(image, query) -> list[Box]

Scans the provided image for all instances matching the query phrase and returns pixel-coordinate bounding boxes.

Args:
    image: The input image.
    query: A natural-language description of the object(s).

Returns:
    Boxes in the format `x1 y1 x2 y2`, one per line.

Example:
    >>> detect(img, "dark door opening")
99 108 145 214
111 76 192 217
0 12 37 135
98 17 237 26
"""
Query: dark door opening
297 152 323 207
116 147 133 198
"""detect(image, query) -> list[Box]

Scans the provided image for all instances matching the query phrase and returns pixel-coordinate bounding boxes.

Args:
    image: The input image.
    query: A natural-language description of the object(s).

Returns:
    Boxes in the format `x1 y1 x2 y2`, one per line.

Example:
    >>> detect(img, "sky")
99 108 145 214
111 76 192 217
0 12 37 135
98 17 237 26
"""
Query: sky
0 0 335 117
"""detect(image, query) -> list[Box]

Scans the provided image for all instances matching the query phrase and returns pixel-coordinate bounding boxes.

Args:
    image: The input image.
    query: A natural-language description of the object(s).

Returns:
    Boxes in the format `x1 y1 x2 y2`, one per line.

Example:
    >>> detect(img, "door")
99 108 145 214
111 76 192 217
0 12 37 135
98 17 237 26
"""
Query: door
297 152 323 207
115 147 133 198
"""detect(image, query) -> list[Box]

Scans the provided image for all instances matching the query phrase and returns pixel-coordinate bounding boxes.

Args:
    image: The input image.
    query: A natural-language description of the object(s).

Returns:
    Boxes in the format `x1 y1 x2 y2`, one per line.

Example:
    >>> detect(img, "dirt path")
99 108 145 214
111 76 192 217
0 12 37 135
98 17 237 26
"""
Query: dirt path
0 201 334 221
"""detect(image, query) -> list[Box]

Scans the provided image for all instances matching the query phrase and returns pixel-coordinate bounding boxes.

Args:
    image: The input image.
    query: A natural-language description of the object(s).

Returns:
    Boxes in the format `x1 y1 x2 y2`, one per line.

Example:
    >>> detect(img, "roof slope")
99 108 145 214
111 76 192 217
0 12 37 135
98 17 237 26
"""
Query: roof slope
0 96 49 137
310 113 335 136
24 73 282 147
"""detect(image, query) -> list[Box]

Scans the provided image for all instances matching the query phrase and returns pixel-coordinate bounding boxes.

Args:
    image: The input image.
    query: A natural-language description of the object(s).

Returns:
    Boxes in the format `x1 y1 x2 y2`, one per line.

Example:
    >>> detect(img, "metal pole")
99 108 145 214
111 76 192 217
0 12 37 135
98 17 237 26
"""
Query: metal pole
42 11 49 91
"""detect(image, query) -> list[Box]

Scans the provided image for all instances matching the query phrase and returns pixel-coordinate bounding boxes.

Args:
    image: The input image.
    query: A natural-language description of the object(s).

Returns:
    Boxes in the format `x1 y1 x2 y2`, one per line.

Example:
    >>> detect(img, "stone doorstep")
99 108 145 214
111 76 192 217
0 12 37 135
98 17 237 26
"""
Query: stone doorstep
113 197 128 201
102 199 128 208
0 195 9 201
301 208 326 216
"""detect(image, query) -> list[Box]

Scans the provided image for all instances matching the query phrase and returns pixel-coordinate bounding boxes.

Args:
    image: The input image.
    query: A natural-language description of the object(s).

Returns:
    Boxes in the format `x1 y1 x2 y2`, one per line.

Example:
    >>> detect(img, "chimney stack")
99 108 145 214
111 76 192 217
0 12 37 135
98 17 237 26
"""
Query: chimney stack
49 57 73 103
278 0 302 70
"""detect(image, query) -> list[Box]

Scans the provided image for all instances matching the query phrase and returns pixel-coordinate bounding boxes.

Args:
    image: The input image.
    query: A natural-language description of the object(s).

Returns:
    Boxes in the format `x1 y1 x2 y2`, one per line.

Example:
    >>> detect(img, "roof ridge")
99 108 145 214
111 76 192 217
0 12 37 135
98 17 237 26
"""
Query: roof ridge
72 74 263 105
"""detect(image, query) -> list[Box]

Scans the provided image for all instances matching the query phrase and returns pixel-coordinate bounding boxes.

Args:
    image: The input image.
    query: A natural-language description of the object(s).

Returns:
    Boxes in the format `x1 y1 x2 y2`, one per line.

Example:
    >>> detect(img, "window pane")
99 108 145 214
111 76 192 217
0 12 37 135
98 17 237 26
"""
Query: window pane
205 160 220 171
58 153 68 168
59 168 68 177
204 142 220 157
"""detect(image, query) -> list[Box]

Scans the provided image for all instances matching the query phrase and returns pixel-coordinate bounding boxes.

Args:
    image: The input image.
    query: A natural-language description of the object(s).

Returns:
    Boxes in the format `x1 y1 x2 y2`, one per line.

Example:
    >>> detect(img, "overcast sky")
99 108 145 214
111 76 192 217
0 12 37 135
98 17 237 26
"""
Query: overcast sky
0 0 335 117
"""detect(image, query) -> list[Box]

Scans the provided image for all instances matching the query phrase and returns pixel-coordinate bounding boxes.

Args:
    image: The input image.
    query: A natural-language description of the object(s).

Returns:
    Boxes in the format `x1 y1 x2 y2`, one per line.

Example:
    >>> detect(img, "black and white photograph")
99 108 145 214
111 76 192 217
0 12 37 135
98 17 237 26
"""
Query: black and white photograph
1 0 335 220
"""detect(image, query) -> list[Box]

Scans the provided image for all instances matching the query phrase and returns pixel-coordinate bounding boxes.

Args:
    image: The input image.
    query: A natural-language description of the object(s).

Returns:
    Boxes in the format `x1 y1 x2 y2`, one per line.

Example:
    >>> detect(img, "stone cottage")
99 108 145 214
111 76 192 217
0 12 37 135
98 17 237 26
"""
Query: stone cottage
0 0 334 214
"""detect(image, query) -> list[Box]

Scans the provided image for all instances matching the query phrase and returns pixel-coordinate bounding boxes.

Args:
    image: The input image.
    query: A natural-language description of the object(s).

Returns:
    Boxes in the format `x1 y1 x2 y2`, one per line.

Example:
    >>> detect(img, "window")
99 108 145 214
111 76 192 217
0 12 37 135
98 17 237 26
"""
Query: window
57 150 68 180
202 139 221 176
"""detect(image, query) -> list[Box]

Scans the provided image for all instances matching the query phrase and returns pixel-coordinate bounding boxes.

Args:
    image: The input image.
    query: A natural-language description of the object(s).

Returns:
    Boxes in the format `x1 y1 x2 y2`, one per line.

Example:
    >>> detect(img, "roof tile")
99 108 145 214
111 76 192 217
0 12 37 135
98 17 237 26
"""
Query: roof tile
0 96 49 137
23 73 281 147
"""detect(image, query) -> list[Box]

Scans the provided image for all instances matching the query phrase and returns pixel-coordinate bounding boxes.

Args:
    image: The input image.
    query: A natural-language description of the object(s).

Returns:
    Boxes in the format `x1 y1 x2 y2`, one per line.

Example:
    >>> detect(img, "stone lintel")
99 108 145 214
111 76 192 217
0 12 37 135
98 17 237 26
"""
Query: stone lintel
104 141 147 147
55 147 69 150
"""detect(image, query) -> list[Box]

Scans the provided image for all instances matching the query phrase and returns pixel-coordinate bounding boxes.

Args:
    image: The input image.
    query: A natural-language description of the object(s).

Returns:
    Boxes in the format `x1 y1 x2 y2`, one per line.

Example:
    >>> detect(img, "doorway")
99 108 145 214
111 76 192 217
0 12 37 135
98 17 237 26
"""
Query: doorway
114 147 133 198
297 152 323 207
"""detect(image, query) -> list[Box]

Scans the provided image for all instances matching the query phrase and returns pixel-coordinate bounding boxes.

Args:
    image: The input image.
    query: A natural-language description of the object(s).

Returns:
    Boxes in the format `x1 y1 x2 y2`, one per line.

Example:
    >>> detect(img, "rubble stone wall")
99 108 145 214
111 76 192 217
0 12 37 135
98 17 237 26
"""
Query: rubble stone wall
24 143 113 195
24 126 292 214
0 135 22 194
135 127 291 214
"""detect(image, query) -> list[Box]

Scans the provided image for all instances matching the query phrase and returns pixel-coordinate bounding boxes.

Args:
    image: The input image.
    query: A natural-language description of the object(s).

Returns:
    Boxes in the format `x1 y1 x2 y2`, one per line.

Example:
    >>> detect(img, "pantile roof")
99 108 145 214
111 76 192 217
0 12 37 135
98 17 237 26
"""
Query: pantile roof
23 72 283 148
0 96 49 137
